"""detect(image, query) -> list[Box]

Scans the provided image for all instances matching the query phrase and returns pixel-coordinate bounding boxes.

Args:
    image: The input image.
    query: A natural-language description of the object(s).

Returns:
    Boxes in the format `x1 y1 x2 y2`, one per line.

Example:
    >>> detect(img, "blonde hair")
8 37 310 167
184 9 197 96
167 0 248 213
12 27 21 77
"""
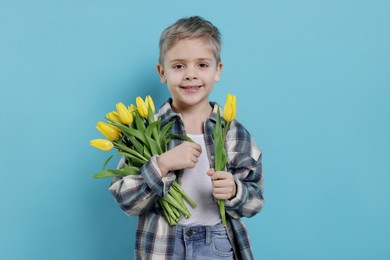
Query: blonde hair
159 16 222 66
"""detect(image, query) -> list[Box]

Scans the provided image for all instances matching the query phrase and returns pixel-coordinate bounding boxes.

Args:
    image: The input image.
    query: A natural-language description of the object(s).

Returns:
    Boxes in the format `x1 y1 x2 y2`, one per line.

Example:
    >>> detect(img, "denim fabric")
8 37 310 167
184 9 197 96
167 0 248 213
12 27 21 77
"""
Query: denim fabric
173 224 234 260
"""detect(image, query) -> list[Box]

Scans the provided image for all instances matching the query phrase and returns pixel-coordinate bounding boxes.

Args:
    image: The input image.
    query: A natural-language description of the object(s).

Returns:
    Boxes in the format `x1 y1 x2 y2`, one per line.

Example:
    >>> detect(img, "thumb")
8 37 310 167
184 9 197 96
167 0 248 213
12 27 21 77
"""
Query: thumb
207 169 215 176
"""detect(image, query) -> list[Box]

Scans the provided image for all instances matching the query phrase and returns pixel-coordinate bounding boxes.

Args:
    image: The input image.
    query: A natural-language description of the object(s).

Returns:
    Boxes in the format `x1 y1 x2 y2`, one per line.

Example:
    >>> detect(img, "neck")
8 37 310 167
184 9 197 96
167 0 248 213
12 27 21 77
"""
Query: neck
172 101 212 135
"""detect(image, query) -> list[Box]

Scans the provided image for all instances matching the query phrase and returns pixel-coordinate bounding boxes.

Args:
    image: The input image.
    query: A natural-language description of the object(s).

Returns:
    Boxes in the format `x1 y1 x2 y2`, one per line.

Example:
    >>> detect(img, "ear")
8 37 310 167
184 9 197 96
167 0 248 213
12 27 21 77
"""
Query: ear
214 62 223 82
156 64 167 84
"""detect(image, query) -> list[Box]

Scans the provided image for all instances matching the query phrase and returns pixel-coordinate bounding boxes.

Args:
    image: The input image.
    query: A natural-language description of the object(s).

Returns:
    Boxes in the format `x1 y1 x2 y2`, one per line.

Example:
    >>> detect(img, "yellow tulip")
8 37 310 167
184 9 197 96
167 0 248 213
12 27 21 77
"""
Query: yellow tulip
116 102 133 124
106 111 122 124
136 97 148 119
128 104 137 117
96 121 120 141
145 95 155 114
90 139 114 151
222 93 237 122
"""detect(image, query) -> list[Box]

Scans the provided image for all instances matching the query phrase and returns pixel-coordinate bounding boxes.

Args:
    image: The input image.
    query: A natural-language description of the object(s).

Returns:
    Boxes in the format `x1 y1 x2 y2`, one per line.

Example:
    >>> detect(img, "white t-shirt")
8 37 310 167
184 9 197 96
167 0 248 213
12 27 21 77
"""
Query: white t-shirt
178 134 221 226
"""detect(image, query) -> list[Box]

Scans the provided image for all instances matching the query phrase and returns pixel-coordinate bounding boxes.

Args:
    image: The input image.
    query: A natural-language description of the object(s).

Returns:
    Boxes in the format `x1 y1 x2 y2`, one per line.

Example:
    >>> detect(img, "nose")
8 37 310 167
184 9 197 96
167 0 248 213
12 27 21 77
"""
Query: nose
184 67 198 80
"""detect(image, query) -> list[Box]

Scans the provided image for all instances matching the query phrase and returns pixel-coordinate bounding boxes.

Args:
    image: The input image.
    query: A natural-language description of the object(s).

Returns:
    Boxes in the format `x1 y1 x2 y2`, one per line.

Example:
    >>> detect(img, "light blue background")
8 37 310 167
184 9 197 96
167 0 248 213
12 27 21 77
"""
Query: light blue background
1 0 389 259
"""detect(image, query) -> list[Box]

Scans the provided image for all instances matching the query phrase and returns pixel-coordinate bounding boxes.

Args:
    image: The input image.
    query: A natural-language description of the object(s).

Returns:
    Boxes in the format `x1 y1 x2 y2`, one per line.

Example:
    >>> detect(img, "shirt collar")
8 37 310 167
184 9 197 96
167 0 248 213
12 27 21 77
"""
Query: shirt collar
158 98 222 124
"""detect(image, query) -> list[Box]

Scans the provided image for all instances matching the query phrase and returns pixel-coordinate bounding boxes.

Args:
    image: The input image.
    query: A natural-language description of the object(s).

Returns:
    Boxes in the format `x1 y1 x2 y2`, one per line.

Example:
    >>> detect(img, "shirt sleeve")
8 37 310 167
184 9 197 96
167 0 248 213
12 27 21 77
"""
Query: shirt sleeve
108 155 176 216
224 121 264 219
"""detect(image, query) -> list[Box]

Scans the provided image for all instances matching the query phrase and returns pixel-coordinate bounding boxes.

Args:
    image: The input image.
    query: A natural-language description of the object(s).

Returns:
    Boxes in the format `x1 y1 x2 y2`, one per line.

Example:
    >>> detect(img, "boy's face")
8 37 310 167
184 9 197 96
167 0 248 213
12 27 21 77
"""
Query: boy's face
157 37 222 111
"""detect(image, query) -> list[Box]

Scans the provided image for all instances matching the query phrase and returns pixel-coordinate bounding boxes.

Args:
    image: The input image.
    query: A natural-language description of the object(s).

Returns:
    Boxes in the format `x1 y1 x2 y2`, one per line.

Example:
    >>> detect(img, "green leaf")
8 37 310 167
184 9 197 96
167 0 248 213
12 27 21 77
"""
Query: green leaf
147 135 163 155
152 119 161 145
147 106 155 124
213 108 226 171
134 110 146 131
160 120 175 140
102 155 114 171
145 120 164 154
114 142 148 162
109 122 144 142
116 152 146 166
128 136 143 155
160 137 171 153
105 117 125 127
143 145 152 159
159 121 175 152
215 108 222 134
145 120 160 138
108 123 130 138
166 133 194 143
114 125 162 156
120 165 140 174
114 125 148 145
92 166 139 178
93 170 121 178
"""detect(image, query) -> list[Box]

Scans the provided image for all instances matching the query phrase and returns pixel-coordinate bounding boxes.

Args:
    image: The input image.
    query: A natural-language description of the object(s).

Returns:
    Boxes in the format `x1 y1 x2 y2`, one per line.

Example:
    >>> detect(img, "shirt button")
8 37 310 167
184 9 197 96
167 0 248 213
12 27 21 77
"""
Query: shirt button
186 229 196 237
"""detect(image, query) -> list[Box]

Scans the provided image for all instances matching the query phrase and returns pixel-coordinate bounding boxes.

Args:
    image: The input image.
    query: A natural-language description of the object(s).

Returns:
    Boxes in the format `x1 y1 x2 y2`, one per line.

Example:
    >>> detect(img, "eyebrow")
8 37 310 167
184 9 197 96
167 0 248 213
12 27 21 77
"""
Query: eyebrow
168 58 213 64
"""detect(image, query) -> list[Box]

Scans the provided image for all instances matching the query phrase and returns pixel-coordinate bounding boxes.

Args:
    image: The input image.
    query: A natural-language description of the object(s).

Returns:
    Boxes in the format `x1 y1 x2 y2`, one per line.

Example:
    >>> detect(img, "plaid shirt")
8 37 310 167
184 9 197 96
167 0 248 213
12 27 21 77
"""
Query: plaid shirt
109 99 263 260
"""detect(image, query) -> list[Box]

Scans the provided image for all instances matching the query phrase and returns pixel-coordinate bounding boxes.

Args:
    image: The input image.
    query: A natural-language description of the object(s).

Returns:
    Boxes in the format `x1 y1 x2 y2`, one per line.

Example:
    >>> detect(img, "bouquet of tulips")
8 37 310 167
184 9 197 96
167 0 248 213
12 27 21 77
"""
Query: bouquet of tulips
212 93 237 227
90 96 196 226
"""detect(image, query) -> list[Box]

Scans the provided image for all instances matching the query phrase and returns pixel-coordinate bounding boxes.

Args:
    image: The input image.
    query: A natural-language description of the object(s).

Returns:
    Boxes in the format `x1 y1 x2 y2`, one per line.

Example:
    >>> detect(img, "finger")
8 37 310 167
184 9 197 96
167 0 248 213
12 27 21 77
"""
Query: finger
213 179 230 188
210 171 228 181
191 143 202 153
191 154 199 164
213 189 232 200
214 187 234 196
184 143 201 157
187 158 197 168
210 171 220 180
213 187 230 194
193 148 201 158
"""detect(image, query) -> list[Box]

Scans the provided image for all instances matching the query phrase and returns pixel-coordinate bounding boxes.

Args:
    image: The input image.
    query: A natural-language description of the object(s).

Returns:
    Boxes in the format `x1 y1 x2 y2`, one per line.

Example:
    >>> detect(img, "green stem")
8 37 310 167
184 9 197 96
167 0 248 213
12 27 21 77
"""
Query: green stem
172 181 197 208
219 199 226 227
163 193 190 216
219 120 230 228
170 204 181 219
113 142 148 163
222 121 231 144
159 200 176 225
160 199 178 225
169 189 190 218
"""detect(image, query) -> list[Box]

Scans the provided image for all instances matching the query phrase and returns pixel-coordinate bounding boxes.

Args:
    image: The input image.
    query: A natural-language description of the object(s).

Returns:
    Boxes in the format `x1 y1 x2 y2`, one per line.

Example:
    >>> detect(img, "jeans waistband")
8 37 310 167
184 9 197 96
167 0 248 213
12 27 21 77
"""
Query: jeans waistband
176 223 225 243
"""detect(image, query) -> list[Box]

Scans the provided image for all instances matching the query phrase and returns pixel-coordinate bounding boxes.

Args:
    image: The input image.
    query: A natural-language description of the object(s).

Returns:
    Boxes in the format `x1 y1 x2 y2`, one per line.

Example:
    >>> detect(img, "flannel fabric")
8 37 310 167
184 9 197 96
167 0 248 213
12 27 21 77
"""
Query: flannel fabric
109 99 264 260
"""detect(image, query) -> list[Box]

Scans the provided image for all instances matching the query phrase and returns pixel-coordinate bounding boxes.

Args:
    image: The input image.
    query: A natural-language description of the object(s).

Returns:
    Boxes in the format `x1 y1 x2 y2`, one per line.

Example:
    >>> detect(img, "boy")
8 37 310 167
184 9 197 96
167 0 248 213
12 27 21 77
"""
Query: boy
109 16 263 260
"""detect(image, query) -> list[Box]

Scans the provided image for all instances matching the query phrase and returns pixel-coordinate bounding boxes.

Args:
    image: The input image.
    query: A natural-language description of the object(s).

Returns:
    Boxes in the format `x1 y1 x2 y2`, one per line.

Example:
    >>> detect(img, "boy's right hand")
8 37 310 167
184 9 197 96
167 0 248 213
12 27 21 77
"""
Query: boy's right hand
157 142 202 177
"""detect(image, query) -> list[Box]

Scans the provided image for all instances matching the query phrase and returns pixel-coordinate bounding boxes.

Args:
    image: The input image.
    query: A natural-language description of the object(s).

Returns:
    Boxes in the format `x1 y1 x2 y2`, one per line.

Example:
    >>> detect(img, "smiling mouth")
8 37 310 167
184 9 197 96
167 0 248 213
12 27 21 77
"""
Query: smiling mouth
180 85 203 93
180 85 202 90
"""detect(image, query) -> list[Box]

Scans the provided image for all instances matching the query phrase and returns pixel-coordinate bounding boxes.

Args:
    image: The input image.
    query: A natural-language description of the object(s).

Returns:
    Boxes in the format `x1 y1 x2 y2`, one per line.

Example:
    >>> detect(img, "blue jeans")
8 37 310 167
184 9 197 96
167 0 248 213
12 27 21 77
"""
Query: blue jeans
173 224 234 260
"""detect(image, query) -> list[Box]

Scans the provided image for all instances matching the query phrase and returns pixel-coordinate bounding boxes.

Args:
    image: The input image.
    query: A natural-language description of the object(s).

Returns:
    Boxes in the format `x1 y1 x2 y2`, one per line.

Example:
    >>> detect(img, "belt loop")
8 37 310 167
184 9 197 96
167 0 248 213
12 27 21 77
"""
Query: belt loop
177 225 184 240
205 226 211 245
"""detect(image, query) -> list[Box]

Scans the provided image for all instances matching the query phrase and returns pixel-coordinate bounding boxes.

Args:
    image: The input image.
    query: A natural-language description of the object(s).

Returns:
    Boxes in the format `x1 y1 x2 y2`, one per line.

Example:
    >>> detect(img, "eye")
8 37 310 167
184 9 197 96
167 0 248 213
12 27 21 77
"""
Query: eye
172 64 185 70
198 63 209 68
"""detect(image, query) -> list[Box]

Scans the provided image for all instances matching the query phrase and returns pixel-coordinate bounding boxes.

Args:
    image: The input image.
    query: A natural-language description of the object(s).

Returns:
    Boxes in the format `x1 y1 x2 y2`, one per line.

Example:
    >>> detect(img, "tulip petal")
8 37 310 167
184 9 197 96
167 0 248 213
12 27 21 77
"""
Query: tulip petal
96 121 120 141
136 97 148 119
106 111 122 124
116 102 133 125
90 139 113 151
222 93 237 122
146 95 155 114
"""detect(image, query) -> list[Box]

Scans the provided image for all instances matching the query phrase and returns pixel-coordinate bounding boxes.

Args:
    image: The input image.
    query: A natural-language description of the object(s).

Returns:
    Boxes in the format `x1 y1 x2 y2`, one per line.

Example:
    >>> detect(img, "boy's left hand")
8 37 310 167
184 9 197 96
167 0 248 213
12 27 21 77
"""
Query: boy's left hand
207 169 237 200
